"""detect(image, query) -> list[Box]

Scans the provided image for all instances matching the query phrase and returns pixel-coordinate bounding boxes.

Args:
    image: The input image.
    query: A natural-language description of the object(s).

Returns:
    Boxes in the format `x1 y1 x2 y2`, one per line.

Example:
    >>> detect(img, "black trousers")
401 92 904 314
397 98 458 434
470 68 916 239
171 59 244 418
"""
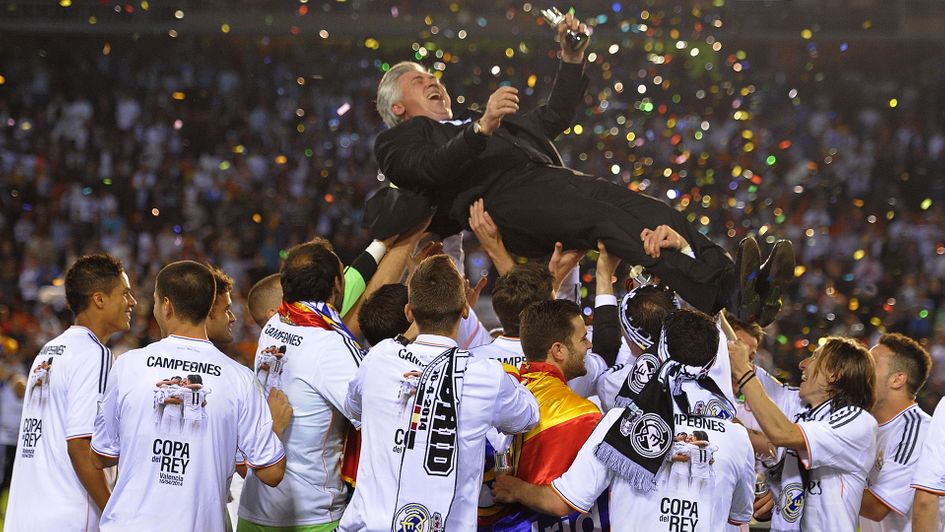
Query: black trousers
483 169 735 314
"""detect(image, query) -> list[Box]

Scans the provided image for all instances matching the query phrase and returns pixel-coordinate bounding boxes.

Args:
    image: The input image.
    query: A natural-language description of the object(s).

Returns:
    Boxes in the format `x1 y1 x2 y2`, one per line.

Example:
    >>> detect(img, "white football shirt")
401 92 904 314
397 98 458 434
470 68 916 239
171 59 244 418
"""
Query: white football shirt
239 313 363 527
91 335 284 531
754 368 878 532
552 406 755 531
339 335 539 531
4 326 112 532
861 403 931 532
910 397 945 523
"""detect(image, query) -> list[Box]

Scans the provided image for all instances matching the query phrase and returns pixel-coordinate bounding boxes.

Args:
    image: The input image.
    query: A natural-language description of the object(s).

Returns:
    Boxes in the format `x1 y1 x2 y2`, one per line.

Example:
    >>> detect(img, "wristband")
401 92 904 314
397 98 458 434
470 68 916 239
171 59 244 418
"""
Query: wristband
365 240 388 263
737 373 757 395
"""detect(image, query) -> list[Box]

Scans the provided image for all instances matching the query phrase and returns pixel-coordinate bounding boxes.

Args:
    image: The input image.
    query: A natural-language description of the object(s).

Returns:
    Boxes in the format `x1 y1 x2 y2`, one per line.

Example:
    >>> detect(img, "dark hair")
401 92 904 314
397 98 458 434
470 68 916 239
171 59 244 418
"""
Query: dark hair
65 254 125 315
814 337 875 410
407 255 466 333
724 310 765 342
281 238 341 303
520 300 582 362
663 309 719 367
248 273 282 326
491 264 554 337
878 333 931 397
358 283 410 346
186 374 203 385
206 263 234 295
156 261 216 325
624 285 677 341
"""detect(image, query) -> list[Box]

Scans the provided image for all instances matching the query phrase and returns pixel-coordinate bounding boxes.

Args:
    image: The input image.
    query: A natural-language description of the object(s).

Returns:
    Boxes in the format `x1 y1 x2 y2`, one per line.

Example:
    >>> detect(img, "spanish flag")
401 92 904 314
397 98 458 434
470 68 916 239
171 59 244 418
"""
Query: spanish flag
479 361 609 530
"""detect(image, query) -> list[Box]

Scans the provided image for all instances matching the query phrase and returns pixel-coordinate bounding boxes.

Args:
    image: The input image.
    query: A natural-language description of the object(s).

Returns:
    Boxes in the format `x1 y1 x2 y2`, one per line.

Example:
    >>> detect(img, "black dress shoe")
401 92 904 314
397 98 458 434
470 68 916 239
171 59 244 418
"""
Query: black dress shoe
756 239 795 327
735 236 762 322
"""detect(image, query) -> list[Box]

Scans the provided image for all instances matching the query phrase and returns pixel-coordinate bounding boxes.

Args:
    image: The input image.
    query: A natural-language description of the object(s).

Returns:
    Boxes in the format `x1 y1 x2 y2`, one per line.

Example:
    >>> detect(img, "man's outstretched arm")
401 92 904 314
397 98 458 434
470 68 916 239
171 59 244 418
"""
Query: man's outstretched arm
529 12 591 139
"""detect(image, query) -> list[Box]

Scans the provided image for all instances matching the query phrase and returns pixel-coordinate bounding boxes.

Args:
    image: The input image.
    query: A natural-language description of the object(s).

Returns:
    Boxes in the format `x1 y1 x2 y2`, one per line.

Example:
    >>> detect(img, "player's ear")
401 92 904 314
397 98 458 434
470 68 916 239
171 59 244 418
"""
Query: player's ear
461 302 469 320
392 102 405 118
404 303 415 324
91 291 107 310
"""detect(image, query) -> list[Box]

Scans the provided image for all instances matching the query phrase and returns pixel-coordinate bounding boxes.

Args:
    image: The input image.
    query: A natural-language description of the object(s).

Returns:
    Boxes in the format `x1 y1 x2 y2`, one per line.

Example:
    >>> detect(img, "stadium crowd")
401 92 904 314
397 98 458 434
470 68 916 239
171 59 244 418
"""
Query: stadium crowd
1 9 945 531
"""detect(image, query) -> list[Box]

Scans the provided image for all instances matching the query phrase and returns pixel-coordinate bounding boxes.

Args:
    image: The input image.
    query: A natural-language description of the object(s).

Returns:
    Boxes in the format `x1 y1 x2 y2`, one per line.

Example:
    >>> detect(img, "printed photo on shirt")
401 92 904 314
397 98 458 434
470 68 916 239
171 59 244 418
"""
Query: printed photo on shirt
668 430 719 487
256 345 287 392
27 357 53 403
153 374 211 434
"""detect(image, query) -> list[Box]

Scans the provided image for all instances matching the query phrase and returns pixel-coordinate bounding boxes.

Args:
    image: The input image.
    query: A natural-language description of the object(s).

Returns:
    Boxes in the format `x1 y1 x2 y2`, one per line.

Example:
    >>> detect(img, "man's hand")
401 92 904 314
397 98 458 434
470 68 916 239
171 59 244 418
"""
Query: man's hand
469 199 515 275
595 241 620 295
479 87 519 135
753 489 774 520
640 225 689 259
465 275 488 309
407 240 444 276
267 388 293 440
728 339 754 377
549 242 585 294
493 473 525 504
558 11 590 64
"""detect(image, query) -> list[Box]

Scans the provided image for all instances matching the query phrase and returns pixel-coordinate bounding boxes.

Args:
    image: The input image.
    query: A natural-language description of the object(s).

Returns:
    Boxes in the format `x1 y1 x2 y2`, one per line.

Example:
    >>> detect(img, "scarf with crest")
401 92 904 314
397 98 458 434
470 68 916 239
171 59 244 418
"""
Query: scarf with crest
594 328 734 492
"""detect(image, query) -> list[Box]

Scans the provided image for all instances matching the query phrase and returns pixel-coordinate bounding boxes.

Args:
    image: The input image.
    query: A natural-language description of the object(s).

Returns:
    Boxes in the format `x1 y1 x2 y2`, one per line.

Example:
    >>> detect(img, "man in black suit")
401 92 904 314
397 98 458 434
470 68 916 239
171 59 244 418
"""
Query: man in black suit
373 12 789 320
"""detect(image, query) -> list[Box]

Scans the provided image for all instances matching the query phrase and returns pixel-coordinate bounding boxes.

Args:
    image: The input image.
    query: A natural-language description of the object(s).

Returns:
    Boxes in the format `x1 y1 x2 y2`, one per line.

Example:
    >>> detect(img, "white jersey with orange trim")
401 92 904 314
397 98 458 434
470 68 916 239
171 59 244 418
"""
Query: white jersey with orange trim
3 325 112 532
458 307 492 350
90 335 284 532
910 398 945 523
239 312 364 527
759 379 878 532
551 406 755 531
861 403 931 532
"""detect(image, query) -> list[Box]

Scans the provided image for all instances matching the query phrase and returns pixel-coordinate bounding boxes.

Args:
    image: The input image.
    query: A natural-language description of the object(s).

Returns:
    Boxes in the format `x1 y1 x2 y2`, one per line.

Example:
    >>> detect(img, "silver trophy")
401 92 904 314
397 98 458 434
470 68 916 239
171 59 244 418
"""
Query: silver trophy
540 7 589 52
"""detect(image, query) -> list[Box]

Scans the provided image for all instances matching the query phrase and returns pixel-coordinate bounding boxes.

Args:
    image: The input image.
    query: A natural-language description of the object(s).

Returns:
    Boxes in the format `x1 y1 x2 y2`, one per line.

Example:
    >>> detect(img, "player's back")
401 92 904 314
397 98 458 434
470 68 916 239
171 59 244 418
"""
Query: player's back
239 313 362 526
91 335 283 531
341 336 538 531
4 326 111 532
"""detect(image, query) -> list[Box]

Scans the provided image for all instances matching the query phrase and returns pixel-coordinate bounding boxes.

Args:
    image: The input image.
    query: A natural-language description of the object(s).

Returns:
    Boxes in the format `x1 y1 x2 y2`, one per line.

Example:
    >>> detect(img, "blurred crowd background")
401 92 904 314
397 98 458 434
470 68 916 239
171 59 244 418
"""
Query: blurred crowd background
2 0 945 411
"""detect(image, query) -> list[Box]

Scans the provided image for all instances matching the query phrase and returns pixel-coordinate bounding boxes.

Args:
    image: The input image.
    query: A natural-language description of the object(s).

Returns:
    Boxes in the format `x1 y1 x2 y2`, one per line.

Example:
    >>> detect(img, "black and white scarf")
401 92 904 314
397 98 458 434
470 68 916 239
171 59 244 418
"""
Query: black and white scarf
595 330 733 492
392 347 468 532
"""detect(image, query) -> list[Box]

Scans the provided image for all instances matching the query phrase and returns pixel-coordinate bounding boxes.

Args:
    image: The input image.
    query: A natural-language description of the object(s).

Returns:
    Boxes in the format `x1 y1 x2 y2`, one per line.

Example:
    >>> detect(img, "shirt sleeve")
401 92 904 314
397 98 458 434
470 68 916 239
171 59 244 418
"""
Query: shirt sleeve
90 360 121 458
797 406 877 473
551 409 617 513
458 307 492 350
756 367 804 421
596 364 630 412
490 363 539 435
236 373 285 469
65 343 112 439
912 398 945 494
345 360 368 427
312 338 363 421
340 265 367 318
567 352 607 399
728 427 756 524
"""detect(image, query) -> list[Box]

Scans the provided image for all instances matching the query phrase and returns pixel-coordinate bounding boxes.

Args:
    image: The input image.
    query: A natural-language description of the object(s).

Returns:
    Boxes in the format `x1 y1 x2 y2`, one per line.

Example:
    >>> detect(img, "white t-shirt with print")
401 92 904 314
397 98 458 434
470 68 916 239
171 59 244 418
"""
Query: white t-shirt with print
861 403 931 532
339 335 539 531
552 406 755 532
239 314 364 527
91 335 284 532
4 326 112 532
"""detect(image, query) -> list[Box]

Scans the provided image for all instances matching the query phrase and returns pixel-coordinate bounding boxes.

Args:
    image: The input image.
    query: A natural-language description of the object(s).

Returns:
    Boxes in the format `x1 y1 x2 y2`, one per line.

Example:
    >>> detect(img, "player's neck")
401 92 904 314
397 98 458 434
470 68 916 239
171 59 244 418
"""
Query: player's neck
74 313 115 344
871 394 915 424
163 319 210 341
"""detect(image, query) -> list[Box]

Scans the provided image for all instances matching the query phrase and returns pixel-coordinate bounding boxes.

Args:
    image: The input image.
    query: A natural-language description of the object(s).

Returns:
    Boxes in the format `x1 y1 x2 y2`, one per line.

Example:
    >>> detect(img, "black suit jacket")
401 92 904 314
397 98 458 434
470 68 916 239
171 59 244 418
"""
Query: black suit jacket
374 61 590 237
